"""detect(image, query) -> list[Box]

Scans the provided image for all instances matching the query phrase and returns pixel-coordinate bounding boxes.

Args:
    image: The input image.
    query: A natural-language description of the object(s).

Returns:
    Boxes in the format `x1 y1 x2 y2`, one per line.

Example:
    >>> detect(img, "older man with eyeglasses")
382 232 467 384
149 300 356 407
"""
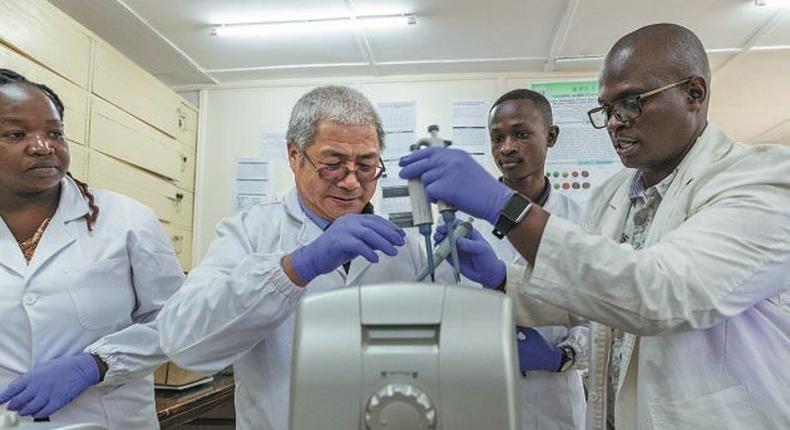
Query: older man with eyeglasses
398 23 790 429
157 86 454 430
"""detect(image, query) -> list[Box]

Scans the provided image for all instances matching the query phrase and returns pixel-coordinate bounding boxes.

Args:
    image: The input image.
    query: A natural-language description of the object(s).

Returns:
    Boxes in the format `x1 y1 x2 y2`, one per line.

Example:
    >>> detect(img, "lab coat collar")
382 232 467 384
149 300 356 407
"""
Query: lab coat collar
26 177 90 274
668 122 732 194
0 177 88 277
284 189 323 247
599 123 730 239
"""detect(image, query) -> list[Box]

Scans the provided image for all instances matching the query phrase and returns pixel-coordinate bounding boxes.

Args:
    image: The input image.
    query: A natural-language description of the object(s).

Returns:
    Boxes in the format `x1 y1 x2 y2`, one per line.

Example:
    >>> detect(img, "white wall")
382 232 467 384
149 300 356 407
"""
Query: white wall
194 72 597 262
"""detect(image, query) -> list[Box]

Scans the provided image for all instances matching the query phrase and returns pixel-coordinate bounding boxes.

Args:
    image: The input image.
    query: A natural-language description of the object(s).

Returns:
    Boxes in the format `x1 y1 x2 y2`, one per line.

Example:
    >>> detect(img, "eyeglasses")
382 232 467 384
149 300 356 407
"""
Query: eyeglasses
301 152 385 183
587 77 692 129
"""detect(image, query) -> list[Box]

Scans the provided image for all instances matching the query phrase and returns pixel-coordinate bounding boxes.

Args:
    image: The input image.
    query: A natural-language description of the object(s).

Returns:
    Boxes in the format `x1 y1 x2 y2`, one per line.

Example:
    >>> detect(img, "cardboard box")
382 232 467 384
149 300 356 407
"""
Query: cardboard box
154 362 212 389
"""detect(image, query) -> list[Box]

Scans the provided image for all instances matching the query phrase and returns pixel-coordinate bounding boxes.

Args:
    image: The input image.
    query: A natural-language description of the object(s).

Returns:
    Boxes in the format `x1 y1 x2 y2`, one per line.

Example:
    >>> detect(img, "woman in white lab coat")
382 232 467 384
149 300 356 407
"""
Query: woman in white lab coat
0 69 184 428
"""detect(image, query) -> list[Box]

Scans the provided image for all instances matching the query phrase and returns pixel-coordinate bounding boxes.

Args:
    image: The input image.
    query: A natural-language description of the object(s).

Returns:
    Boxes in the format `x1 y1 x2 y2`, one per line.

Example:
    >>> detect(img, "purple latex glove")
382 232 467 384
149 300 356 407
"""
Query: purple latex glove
516 327 562 373
290 213 406 284
399 147 514 225
434 224 505 289
0 353 100 418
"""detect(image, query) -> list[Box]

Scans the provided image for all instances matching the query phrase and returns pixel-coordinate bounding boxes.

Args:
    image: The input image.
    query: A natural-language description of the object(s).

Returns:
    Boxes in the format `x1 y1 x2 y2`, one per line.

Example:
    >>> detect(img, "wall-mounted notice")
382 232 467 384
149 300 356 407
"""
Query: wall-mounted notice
377 101 417 227
529 81 623 206
377 101 416 161
233 158 270 213
451 100 489 154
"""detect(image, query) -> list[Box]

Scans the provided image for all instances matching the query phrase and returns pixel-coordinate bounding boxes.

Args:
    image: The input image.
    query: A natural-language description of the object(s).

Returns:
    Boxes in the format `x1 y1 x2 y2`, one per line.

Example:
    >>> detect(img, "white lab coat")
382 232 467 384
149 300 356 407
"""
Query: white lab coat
158 189 441 430
506 124 790 429
479 190 587 430
0 177 184 429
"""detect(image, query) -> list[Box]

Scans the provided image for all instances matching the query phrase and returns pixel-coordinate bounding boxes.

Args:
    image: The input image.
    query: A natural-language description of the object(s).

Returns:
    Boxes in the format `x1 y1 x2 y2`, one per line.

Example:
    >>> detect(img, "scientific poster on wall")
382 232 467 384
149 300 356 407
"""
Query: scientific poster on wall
377 101 417 161
529 81 623 207
233 158 270 213
451 100 489 154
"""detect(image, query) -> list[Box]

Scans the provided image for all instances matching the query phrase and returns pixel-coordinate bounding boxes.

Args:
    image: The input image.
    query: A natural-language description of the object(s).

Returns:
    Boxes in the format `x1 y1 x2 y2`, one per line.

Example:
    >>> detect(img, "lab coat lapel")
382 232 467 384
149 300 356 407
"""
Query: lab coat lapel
27 178 89 275
345 256 373 286
0 219 25 277
598 180 632 241
285 189 348 280
614 126 732 408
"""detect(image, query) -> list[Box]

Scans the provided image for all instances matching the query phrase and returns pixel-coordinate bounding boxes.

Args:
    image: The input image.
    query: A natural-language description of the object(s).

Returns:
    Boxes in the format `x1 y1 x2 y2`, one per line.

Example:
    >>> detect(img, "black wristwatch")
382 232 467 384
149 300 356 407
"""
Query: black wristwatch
556 345 576 372
492 193 532 239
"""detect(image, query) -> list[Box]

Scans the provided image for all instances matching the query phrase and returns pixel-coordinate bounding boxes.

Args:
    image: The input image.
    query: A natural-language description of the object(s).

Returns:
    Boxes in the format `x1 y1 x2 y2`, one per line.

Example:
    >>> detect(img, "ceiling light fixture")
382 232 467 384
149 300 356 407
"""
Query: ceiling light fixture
210 13 416 37
754 0 790 6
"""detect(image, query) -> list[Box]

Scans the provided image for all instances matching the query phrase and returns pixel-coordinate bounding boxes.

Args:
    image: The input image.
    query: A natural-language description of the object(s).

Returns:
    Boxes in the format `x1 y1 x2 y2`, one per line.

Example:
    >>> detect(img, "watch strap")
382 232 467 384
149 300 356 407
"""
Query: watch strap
492 193 532 239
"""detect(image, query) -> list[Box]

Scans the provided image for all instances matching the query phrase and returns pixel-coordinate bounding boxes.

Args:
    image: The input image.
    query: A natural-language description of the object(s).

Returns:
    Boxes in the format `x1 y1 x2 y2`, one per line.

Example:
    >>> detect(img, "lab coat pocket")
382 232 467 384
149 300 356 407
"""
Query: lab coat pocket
65 257 134 330
649 384 759 430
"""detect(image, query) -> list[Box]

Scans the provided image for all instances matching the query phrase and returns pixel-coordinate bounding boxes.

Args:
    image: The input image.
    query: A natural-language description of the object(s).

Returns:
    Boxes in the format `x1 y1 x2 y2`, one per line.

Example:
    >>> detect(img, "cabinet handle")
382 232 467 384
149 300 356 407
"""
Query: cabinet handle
181 155 188 172
171 235 183 254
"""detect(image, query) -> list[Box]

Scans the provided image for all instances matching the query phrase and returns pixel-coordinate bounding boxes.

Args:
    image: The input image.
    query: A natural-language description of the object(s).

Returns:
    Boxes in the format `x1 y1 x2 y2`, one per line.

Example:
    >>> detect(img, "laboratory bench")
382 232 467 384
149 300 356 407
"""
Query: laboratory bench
155 374 235 429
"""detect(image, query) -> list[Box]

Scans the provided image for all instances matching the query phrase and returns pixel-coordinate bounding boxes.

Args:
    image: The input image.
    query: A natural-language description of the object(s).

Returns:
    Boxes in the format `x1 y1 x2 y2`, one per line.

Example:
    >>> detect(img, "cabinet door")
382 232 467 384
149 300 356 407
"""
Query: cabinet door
0 0 91 89
88 151 182 223
68 142 89 181
0 43 89 145
90 97 182 181
92 41 183 138
161 222 193 271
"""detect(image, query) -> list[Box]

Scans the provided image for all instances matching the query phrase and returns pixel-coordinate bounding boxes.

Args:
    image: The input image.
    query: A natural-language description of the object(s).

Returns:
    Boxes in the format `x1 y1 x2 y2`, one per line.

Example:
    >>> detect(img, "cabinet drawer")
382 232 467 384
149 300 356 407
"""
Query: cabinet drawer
0 0 91 88
161 223 193 271
93 41 183 137
176 143 196 191
90 97 182 180
0 42 89 144
88 151 181 223
173 189 194 228
68 141 88 181
176 103 198 147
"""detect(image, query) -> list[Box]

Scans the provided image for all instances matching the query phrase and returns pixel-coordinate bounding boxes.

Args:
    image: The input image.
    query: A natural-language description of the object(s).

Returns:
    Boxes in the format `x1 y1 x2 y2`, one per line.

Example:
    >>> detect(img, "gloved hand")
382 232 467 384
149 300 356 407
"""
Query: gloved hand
434 224 505 289
399 147 514 224
516 327 562 373
290 213 406 284
0 353 101 418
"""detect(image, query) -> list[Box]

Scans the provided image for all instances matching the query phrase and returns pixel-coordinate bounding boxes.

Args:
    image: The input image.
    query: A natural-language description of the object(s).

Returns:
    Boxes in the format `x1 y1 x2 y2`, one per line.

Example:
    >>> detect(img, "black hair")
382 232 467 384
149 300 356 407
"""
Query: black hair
0 68 98 230
490 89 553 127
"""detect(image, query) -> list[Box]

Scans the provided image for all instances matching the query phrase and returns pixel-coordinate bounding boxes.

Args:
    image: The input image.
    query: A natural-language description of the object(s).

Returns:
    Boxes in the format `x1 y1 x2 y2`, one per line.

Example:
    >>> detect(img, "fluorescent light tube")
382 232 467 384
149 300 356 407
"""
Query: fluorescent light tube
211 14 416 37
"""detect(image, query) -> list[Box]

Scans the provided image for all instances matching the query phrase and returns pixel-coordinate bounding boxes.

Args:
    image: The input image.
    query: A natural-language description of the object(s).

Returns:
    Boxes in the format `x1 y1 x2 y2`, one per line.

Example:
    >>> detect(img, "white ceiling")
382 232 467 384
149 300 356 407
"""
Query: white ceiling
48 0 790 143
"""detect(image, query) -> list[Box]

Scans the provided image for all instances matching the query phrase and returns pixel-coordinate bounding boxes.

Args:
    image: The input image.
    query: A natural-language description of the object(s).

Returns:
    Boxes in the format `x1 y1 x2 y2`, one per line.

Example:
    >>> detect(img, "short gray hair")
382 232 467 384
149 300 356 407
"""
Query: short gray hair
287 85 385 151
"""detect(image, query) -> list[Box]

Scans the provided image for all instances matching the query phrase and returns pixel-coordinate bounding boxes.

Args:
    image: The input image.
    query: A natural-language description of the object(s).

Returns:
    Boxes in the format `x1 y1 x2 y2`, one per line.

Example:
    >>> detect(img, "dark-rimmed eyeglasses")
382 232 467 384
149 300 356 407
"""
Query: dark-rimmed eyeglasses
301 152 385 183
587 77 693 129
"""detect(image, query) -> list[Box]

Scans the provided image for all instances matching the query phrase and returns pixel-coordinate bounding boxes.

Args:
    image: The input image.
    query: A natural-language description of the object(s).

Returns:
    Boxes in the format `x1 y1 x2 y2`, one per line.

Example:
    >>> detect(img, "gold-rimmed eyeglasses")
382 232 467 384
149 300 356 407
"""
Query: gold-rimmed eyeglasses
587 77 693 129
301 152 386 183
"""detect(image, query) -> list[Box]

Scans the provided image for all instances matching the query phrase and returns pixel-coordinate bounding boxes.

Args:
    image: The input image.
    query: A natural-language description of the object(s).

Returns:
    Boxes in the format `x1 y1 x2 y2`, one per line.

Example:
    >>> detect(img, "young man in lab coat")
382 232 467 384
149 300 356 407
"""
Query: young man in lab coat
484 89 587 430
157 86 462 430
399 24 790 429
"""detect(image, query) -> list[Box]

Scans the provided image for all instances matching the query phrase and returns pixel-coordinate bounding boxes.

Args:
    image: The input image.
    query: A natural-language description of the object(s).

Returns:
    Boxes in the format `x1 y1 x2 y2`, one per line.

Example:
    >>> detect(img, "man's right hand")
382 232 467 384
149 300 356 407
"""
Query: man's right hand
286 214 406 285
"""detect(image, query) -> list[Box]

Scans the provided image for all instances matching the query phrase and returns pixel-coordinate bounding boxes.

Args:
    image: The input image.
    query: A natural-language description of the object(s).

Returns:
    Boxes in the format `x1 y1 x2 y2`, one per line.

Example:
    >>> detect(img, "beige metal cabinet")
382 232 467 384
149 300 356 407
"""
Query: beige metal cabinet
176 103 199 147
0 0 91 89
90 97 183 181
88 151 183 225
177 143 196 191
161 222 193 271
92 41 184 138
68 142 89 182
